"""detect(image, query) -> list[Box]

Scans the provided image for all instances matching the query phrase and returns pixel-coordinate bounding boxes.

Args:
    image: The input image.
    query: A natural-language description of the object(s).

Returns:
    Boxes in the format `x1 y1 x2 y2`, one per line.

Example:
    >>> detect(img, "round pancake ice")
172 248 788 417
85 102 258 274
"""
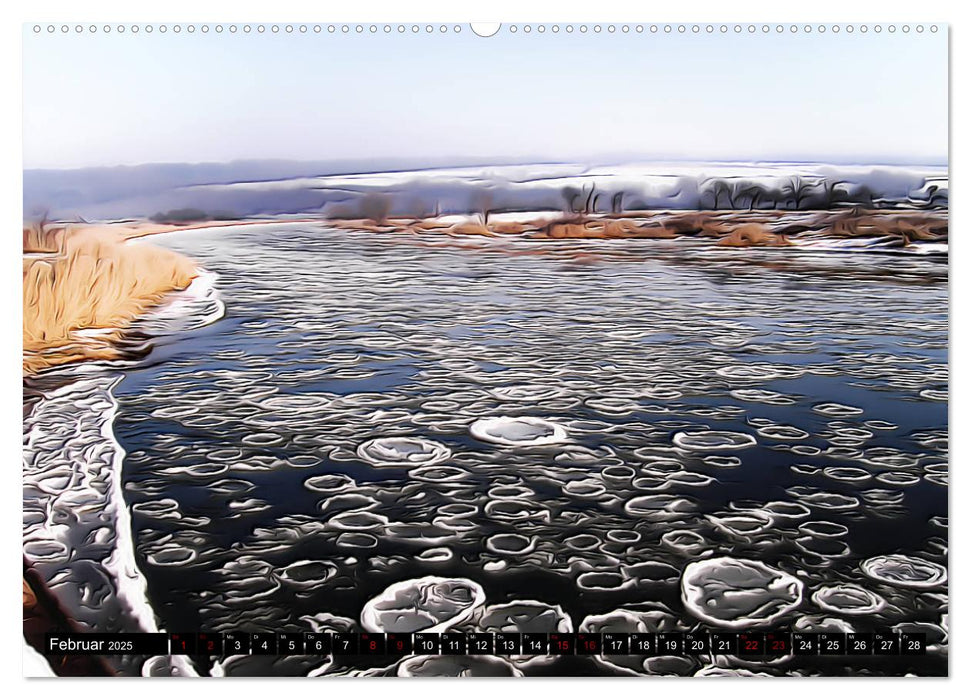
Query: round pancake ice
811 584 886 615
672 430 756 452
470 416 568 446
360 576 485 633
356 436 451 467
681 556 804 628
397 654 523 677
487 384 565 402
478 600 573 633
861 554 947 589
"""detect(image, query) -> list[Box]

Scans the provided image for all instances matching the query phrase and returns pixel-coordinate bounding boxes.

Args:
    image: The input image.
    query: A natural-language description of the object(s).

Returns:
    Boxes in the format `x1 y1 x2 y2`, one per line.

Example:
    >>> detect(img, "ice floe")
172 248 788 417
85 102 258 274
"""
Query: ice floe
360 576 485 633
672 430 756 452
396 655 522 677
681 557 804 629
811 584 886 615
861 554 947 589
469 416 568 446
477 600 573 633
356 436 452 467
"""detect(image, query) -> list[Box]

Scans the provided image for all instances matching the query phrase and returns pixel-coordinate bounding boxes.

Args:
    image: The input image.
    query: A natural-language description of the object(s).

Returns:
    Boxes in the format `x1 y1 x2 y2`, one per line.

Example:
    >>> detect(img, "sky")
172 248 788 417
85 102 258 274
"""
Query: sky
22 24 948 169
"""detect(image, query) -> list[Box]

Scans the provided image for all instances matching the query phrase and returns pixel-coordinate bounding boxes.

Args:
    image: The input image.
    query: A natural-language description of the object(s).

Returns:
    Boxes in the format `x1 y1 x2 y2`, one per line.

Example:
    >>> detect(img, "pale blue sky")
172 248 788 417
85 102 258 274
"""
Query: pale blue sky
23 25 948 169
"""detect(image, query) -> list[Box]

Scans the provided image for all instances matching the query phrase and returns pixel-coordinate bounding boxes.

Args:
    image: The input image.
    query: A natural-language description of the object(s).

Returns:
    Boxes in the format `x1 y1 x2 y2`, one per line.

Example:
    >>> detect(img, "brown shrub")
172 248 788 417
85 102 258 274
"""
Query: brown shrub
652 212 735 237
23 222 68 253
488 221 533 234
698 218 735 237
601 219 643 237
542 221 607 239
535 218 684 240
660 213 708 235
827 211 948 244
717 223 790 247
448 221 494 236
415 218 452 230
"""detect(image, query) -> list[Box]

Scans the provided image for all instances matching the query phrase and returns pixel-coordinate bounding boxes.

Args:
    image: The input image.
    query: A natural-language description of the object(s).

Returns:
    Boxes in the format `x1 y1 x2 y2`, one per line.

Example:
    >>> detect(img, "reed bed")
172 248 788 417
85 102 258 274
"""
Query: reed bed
328 208 948 245
23 223 197 375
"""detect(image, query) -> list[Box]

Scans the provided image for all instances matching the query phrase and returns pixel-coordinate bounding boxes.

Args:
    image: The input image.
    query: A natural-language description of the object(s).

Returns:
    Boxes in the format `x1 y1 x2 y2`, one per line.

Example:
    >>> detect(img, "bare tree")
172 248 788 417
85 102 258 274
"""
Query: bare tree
820 179 848 209
472 189 494 226
611 191 625 214
561 186 582 218
737 182 766 210
703 179 735 209
854 185 876 208
561 182 601 218
583 182 602 215
782 176 816 209
359 193 391 224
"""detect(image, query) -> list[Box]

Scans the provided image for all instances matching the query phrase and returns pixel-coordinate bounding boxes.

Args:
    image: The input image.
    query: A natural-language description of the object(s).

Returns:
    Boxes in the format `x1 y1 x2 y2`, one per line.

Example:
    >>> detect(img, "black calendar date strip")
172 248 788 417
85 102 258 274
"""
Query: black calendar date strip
45 631 927 657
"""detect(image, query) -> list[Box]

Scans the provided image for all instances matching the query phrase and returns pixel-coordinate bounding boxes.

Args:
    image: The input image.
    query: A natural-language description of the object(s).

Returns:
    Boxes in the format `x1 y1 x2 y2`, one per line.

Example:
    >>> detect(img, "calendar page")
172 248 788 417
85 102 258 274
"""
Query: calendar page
22 20 948 678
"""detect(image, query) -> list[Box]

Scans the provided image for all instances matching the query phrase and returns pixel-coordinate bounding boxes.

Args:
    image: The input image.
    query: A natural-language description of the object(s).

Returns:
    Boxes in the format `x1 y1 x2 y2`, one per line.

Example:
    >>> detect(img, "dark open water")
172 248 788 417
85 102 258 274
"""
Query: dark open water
110 223 947 676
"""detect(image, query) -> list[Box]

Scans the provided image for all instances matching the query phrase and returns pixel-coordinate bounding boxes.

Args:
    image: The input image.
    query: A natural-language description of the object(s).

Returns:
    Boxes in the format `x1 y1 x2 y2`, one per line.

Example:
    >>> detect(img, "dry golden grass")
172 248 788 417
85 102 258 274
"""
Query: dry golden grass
412 218 453 232
447 221 495 236
717 223 791 247
600 219 647 237
325 208 946 246
828 210 948 243
537 218 678 240
23 222 69 254
542 221 603 239
322 207 947 252
488 221 534 235
23 223 197 375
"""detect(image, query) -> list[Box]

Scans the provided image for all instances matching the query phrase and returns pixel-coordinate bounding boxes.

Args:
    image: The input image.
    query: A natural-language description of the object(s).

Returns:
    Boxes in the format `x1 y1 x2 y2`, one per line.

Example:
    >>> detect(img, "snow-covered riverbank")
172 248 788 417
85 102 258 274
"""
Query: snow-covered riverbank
23 270 225 676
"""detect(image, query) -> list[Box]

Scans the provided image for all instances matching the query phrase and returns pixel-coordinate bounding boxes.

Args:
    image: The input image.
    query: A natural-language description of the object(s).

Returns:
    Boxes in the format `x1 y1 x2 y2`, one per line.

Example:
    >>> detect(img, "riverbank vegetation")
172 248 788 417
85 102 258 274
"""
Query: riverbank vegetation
326 204 948 248
23 223 197 375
